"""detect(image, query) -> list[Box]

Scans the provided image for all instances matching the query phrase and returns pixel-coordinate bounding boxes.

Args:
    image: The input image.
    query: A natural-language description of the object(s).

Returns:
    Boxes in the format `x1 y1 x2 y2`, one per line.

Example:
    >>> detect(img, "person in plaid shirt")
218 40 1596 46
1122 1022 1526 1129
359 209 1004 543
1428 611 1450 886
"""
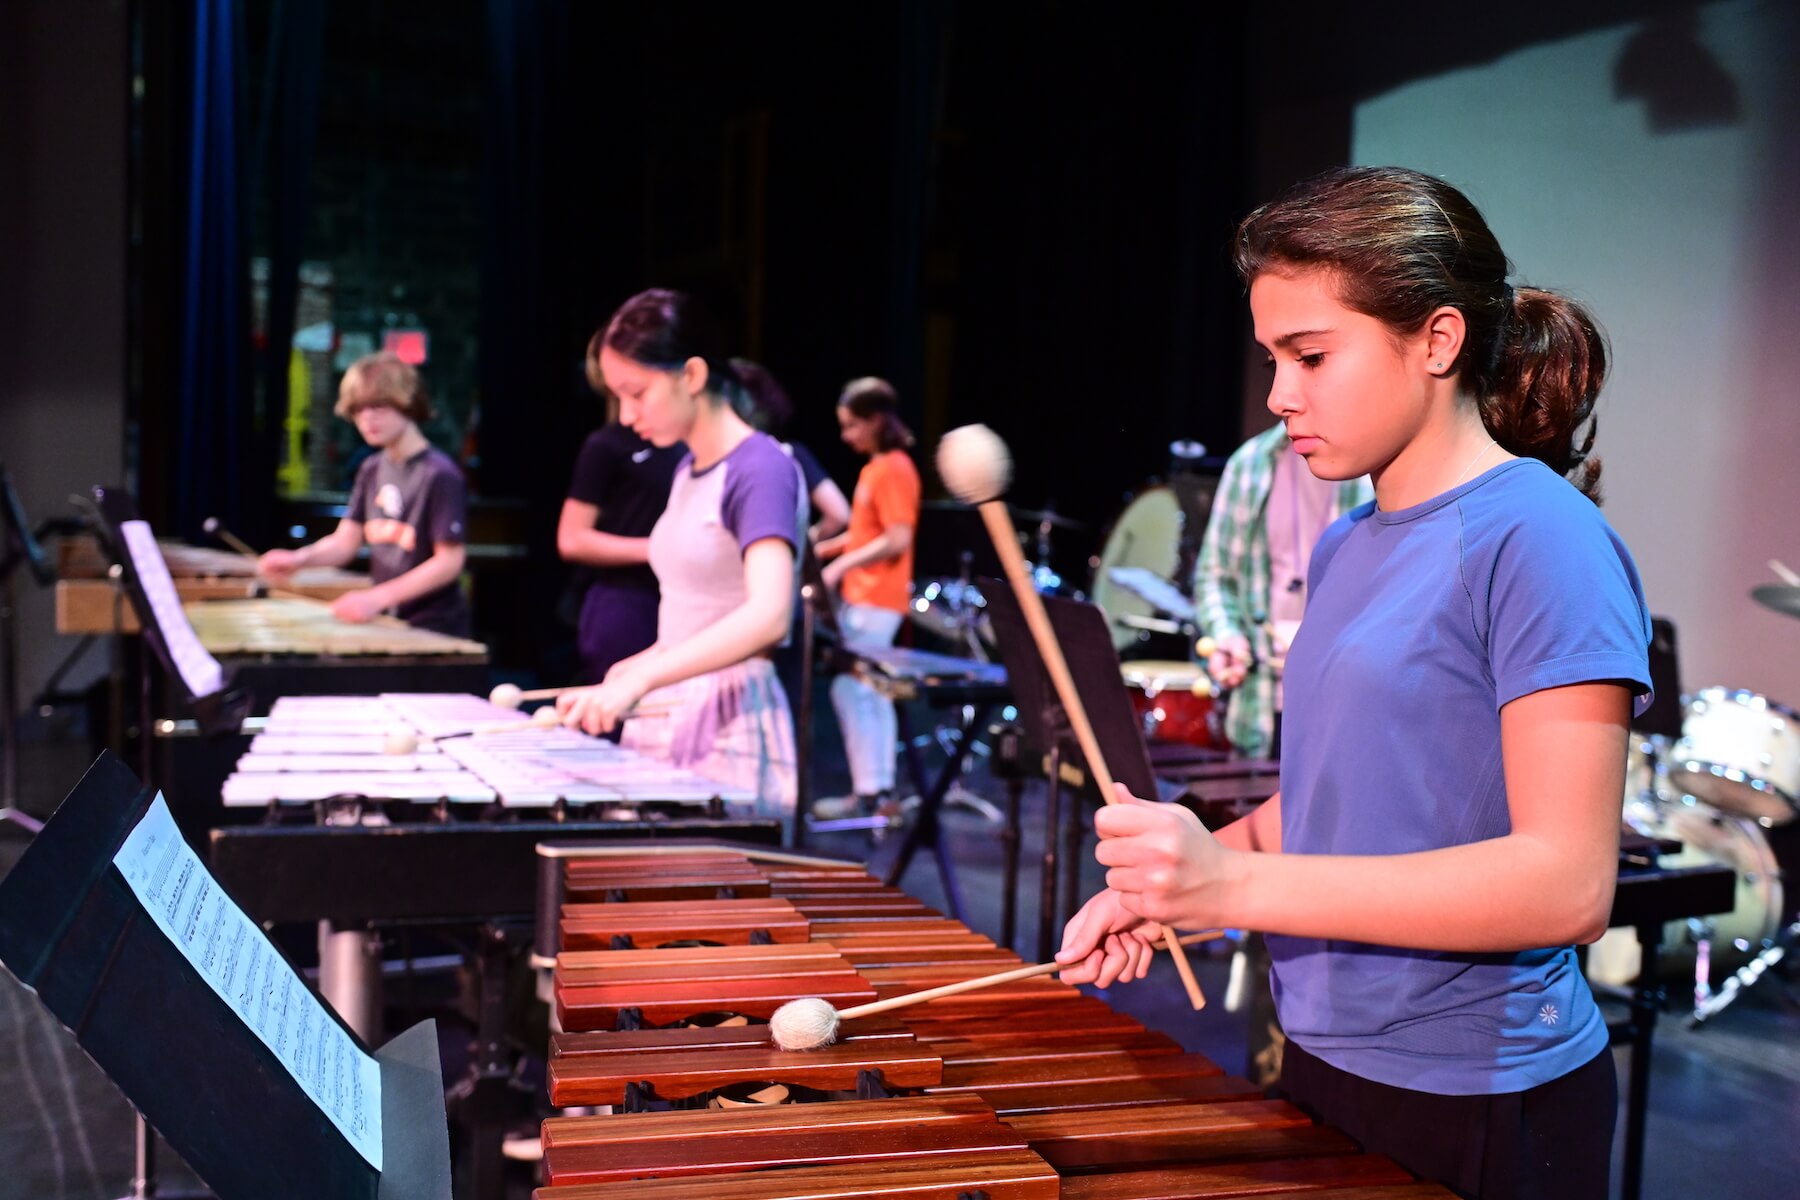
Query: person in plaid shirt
1194 423 1370 757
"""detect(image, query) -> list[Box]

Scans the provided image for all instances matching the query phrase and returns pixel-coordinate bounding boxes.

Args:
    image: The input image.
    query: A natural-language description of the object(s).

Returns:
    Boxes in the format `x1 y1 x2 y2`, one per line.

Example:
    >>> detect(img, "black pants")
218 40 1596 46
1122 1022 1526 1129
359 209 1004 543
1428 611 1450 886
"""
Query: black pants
1275 1040 1616 1200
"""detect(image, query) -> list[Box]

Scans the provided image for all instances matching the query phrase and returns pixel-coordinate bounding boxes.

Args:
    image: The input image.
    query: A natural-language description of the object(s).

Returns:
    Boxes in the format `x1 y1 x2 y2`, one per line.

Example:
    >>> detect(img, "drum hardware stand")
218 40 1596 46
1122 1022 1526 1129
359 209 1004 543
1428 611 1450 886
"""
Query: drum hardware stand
1689 916 1798 1026
988 722 1028 951
874 698 997 925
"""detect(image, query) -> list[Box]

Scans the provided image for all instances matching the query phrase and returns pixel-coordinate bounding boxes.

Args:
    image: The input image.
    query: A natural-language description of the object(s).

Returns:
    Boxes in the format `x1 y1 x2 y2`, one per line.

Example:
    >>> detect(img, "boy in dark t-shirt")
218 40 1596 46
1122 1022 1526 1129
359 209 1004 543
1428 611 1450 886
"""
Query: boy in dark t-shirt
259 352 473 638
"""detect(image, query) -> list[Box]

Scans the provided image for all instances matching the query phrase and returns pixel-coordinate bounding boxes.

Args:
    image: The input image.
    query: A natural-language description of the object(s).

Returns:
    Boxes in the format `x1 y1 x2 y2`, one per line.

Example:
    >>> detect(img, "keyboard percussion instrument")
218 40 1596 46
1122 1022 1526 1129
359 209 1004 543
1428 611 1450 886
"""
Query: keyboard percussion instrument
223 693 757 818
532 844 1458 1199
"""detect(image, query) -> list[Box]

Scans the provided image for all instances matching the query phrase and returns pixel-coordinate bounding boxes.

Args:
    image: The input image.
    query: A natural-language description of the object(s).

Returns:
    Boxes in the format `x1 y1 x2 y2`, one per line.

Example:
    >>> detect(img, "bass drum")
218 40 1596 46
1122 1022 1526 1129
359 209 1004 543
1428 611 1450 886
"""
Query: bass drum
1589 765 1786 988
1091 486 1187 651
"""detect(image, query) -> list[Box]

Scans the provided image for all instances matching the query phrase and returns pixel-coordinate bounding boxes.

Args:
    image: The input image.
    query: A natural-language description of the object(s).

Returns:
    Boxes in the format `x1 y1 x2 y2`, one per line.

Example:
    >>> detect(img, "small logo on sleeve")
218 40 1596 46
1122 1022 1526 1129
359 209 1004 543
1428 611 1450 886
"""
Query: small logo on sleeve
1539 1003 1560 1027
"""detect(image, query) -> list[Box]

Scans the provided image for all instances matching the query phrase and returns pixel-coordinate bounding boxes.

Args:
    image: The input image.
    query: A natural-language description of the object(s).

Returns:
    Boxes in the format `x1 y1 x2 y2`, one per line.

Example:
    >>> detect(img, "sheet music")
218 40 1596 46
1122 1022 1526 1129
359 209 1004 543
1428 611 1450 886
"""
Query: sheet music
113 794 383 1169
120 520 226 697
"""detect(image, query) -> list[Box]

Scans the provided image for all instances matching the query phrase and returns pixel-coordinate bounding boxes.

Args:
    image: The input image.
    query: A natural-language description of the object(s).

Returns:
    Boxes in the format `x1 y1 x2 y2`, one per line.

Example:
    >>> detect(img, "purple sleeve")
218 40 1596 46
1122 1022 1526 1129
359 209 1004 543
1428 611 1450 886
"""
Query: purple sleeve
424 459 468 548
566 430 617 506
721 437 802 555
345 457 374 523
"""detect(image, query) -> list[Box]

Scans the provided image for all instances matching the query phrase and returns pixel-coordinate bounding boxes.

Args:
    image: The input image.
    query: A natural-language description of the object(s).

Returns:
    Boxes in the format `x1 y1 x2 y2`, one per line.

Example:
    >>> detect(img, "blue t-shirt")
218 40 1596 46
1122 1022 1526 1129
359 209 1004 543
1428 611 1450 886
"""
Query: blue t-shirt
1269 457 1652 1095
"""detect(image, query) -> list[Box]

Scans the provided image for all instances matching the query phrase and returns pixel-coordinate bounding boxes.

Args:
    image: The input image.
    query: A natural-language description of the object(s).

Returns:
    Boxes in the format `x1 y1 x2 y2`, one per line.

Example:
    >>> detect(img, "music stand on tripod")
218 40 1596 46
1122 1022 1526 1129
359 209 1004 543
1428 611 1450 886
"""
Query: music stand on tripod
1 463 57 836
980 581 1161 962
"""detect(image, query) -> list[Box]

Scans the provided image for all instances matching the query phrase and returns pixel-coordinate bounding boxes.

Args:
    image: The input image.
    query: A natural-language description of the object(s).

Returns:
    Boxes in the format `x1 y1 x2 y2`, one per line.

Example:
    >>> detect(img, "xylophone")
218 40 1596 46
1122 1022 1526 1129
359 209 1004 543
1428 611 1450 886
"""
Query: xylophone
531 844 1458 1199
222 692 758 819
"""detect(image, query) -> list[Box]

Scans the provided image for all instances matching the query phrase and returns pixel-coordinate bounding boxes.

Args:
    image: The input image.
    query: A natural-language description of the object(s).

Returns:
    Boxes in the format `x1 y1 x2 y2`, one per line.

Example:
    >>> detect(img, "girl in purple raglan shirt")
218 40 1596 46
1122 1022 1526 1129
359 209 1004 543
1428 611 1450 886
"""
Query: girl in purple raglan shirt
557 290 804 830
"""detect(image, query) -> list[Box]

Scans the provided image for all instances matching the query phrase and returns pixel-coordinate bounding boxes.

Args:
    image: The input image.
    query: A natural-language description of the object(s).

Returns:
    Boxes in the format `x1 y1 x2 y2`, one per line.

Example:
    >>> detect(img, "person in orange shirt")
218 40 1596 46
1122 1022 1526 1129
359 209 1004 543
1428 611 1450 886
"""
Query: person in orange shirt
814 377 921 820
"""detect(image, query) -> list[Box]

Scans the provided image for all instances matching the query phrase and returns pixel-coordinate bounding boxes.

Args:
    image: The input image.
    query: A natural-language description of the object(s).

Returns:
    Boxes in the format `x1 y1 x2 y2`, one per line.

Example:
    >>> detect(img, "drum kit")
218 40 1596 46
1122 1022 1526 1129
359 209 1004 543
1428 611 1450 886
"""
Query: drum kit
1594 580 1800 1023
907 502 1079 659
909 442 1229 753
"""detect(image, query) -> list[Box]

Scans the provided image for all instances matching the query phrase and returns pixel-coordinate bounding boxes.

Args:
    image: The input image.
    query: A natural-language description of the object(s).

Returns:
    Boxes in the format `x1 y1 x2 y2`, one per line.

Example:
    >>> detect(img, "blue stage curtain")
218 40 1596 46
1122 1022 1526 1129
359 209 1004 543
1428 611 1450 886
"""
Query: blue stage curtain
173 0 249 540
247 0 327 546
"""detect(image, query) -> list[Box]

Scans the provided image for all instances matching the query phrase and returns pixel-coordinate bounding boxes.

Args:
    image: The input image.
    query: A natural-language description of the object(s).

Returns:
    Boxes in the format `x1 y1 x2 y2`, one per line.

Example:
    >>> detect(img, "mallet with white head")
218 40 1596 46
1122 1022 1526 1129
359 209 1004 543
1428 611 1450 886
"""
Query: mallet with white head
769 929 1225 1051
935 423 1208 1011
379 706 562 755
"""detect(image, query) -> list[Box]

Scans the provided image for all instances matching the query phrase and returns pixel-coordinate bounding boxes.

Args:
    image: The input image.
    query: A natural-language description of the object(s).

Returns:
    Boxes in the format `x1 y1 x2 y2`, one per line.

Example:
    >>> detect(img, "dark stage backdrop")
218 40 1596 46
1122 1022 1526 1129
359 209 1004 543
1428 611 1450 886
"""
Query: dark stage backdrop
478 4 1253 615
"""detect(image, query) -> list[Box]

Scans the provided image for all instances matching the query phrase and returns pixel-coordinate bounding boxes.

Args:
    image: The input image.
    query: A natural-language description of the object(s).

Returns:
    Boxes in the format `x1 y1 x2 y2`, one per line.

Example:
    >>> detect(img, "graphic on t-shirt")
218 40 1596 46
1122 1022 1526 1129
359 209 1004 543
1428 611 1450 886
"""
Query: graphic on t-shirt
365 482 418 552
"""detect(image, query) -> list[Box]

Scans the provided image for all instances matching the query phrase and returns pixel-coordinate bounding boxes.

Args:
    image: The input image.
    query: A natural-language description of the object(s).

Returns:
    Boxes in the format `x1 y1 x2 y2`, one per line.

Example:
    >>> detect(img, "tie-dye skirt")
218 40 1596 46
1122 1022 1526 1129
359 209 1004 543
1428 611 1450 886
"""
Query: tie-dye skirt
621 657 798 831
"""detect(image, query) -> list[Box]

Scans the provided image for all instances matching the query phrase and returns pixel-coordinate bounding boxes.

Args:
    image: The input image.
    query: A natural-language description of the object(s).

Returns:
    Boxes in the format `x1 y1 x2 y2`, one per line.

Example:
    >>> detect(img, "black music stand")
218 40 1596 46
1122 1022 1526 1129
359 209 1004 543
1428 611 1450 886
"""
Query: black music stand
1 463 57 835
86 486 254 741
0 753 452 1199
981 582 1160 962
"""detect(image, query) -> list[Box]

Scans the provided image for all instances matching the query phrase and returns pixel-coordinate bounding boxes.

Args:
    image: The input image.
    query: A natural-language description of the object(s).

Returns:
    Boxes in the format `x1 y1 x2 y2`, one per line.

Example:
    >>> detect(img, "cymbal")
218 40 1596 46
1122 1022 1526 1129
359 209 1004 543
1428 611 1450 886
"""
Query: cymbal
1008 505 1088 531
921 499 1089 530
1752 583 1800 619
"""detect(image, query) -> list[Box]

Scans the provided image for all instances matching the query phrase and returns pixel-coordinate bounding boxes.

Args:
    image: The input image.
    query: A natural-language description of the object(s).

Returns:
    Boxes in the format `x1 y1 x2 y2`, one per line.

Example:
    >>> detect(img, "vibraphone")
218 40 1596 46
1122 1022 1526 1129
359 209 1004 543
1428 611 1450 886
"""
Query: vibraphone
223 692 757 820
533 845 1457 1199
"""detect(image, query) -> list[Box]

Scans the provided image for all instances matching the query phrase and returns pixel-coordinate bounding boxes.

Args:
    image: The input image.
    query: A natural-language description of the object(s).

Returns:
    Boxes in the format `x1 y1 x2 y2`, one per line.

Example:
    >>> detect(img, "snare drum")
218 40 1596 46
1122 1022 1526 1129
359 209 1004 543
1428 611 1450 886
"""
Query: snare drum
1669 688 1800 825
1119 660 1226 749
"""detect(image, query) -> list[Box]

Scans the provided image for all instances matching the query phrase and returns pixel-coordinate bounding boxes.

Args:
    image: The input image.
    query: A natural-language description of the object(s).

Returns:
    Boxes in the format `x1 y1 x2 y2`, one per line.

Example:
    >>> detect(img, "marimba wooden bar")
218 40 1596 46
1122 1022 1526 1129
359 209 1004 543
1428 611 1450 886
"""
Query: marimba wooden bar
532 845 1460 1200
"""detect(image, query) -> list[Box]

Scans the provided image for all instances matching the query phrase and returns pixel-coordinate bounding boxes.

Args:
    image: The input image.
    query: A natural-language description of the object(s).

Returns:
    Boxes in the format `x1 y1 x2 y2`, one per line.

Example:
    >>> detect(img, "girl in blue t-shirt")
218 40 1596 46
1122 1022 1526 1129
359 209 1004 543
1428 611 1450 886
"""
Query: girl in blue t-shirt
1058 167 1651 1200
557 289 805 827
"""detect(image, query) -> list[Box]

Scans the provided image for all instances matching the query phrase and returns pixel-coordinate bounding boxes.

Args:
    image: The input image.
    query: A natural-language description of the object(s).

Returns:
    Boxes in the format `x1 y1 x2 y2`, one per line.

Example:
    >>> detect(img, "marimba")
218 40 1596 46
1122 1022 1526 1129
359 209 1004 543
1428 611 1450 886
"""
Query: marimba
532 845 1459 1199
54 534 369 635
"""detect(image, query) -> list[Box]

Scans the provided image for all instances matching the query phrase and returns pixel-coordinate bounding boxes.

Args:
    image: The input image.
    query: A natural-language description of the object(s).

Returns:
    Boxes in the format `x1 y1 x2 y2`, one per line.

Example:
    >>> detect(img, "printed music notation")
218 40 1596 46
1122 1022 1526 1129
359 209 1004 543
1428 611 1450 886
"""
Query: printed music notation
113 794 384 1169
120 521 227 698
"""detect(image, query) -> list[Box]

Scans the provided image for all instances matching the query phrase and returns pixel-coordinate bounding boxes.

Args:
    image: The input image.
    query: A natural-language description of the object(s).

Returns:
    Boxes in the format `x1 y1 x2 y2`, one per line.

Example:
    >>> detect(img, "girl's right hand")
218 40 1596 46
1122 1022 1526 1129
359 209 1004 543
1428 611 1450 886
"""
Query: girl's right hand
1055 888 1165 988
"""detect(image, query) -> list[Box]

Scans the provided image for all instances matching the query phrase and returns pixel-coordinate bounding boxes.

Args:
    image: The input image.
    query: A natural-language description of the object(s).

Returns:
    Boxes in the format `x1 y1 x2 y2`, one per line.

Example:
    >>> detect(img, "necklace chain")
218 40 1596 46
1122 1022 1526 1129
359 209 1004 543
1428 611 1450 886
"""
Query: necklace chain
1451 439 1497 490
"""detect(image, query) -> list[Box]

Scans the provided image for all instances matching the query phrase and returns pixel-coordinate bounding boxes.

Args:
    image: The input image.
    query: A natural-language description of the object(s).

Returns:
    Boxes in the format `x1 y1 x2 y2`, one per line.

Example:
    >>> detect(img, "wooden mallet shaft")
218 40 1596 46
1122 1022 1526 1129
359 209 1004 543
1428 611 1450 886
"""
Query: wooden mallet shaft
976 499 1210 1011
204 516 261 560
836 930 1225 1020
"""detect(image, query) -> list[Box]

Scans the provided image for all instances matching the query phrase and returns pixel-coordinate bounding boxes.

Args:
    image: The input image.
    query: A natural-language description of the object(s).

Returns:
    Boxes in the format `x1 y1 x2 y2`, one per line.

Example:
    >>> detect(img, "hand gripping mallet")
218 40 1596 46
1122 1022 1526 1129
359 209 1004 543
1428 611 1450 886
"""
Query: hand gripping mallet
934 423 1207 1010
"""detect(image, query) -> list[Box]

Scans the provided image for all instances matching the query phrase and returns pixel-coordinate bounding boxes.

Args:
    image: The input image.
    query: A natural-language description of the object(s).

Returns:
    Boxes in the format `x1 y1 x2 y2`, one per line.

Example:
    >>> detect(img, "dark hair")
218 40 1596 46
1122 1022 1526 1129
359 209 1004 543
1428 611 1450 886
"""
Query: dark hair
727 357 794 433
1233 167 1606 501
334 351 436 423
838 376 914 452
586 288 738 404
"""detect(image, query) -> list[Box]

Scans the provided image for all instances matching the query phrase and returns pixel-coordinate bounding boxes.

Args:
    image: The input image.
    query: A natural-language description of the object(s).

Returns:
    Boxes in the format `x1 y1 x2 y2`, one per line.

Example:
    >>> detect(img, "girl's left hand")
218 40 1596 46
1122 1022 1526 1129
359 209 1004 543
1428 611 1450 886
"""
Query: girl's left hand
820 559 846 592
1094 784 1234 930
559 670 649 736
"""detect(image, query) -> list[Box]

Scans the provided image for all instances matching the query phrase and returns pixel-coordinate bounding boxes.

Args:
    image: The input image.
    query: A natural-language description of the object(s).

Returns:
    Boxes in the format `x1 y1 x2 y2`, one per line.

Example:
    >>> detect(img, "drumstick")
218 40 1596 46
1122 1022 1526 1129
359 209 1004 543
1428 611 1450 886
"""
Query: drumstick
1770 559 1800 587
936 424 1207 1012
769 930 1227 1050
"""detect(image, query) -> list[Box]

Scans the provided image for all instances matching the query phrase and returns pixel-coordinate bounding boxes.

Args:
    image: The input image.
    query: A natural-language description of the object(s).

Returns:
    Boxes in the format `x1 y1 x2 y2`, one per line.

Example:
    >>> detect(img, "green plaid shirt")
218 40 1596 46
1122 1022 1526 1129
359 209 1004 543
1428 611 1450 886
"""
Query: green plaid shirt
1194 424 1371 757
